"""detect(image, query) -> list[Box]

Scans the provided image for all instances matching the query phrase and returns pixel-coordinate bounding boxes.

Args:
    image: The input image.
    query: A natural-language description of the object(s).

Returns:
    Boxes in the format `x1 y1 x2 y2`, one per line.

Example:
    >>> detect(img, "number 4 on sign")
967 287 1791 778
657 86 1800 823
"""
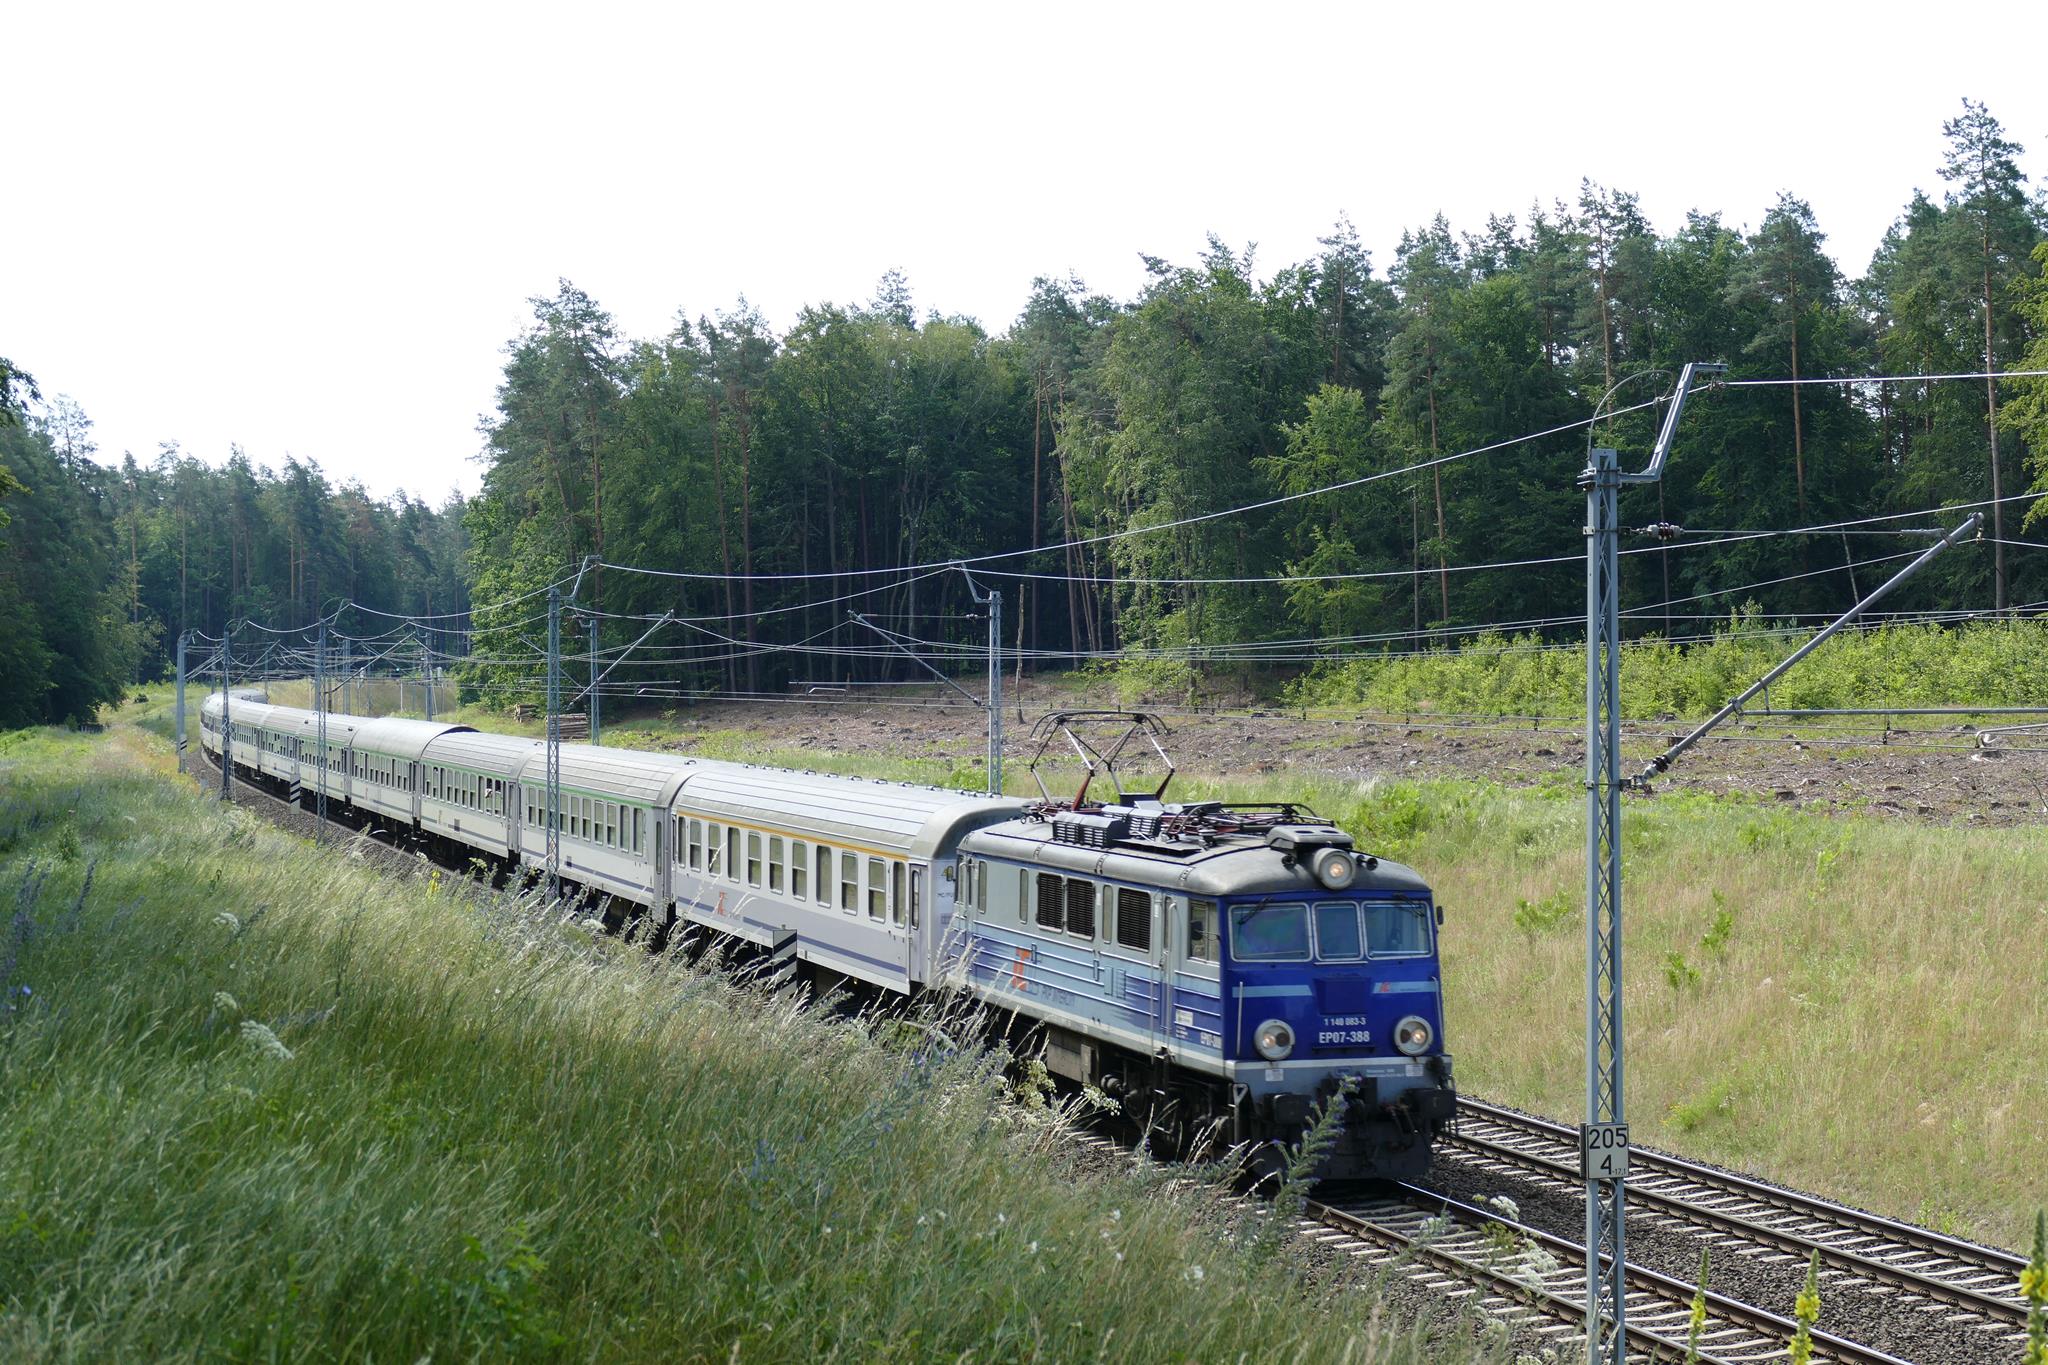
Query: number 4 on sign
1581 1122 1630 1181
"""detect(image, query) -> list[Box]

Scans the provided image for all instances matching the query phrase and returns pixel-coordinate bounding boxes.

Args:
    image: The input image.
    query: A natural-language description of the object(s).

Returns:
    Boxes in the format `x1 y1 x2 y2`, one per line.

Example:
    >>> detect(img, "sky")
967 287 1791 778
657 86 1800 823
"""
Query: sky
4 0 2045 502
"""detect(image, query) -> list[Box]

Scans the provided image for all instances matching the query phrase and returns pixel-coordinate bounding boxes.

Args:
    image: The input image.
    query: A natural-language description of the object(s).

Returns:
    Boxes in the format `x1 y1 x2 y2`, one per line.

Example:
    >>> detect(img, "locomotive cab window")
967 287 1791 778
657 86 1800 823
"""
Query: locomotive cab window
1366 899 1433 957
1230 901 1311 961
1314 902 1364 961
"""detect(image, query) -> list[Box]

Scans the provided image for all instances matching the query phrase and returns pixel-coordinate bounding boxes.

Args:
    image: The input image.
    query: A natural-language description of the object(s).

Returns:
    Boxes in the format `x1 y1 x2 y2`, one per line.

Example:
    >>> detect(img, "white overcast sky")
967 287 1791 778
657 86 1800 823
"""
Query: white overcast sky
4 0 2044 502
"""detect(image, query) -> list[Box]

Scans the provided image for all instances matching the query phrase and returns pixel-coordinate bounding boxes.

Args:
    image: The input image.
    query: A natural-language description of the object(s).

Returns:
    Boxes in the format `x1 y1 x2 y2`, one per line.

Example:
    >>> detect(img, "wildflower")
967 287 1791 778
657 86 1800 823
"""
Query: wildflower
213 911 240 932
2021 1211 2046 1365
1110 1208 1121 1222
995 1212 1006 1225
1184 1264 1204 1283
1027 1241 1039 1255
1114 1251 1124 1263
1787 1250 1821 1365
239 1019 294 1061
1685 1249 1711 1365
579 916 605 933
212 991 241 1015
1486 1194 1521 1222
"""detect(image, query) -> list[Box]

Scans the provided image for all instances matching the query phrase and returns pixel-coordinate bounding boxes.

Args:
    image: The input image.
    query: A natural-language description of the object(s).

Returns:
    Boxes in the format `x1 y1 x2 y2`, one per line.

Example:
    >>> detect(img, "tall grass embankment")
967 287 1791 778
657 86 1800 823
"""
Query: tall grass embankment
0 719 1467 1362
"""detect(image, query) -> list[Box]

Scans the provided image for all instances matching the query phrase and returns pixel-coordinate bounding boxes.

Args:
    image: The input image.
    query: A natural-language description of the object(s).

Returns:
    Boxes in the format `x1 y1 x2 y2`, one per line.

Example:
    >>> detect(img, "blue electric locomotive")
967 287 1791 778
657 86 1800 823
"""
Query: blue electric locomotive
946 715 1455 1180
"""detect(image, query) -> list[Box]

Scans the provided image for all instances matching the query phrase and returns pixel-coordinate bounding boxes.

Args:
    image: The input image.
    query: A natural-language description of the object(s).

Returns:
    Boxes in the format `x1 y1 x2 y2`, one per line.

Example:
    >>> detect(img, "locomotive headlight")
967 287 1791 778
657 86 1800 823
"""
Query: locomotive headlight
1311 847 1357 890
1253 1018 1295 1061
1393 1015 1434 1056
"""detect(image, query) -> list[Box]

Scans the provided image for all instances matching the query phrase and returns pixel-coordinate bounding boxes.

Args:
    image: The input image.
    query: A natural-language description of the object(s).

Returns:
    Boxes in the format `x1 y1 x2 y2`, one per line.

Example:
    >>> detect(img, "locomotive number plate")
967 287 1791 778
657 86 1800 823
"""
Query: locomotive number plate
1579 1122 1630 1181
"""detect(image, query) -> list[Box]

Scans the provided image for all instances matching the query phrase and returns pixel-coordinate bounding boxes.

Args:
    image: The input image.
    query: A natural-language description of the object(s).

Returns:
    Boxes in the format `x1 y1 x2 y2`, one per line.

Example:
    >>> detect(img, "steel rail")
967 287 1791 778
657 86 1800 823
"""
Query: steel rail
1457 1097 2027 1279
1314 1186 1918 1365
1442 1112 2026 1325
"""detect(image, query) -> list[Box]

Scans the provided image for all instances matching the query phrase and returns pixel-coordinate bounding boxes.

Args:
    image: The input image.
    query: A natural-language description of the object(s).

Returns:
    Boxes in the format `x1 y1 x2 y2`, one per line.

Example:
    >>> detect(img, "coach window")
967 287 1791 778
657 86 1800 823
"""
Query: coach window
1186 899 1219 965
705 823 722 875
688 819 704 870
768 836 785 893
815 846 832 906
839 852 858 913
867 858 887 920
1116 888 1152 952
725 827 740 881
909 866 922 929
747 833 763 887
788 840 806 898
890 861 906 927
1065 878 1095 939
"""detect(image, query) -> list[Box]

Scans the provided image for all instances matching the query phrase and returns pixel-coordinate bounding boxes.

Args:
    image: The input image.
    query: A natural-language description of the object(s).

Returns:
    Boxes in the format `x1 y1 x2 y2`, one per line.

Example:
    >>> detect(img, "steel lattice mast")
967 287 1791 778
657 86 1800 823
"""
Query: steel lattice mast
545 584 562 899
1578 362 1720 1363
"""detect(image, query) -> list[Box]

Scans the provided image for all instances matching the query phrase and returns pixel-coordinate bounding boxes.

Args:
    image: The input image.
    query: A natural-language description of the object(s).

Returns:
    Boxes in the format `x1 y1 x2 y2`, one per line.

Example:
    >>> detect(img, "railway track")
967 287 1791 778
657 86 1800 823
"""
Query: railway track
1305 1185 1919 1364
1445 1096 2030 1343
195 747 2027 1360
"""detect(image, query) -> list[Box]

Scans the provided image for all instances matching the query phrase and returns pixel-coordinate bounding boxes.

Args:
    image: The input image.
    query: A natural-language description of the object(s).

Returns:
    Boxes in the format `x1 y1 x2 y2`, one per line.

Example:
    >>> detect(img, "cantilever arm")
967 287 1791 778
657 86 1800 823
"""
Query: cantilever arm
1627 513 1983 789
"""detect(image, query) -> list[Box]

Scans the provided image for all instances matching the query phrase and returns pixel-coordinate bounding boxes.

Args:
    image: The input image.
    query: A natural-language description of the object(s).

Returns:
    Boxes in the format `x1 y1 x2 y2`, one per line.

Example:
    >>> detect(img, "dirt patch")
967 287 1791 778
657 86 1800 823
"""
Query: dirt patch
653 680 2048 827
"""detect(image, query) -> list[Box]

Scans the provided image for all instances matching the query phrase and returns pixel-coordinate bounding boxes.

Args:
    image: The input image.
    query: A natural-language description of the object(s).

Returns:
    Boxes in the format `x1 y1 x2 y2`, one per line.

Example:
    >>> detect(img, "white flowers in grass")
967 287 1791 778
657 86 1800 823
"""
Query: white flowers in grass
239 1019 294 1061
213 991 241 1015
1484 1193 1521 1222
1184 1264 1204 1283
213 911 240 932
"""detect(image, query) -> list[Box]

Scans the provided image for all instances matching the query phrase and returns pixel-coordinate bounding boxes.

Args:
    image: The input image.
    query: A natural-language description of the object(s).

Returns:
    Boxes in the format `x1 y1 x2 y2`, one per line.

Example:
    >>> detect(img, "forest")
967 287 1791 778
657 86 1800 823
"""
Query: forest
6 99 2048 722
460 99 2048 704
0 361 466 727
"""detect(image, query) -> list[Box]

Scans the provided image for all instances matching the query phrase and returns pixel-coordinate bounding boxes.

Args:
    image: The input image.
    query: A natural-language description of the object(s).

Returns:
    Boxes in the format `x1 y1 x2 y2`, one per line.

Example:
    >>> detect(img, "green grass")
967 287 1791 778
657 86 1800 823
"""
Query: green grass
569 727 2047 1252
0 716 1468 1362
1290 617 2048 718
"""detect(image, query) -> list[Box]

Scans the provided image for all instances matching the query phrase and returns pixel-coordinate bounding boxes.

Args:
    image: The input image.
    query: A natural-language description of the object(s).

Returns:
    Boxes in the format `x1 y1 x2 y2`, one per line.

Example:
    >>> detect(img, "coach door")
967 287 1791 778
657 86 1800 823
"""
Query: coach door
907 863 926 980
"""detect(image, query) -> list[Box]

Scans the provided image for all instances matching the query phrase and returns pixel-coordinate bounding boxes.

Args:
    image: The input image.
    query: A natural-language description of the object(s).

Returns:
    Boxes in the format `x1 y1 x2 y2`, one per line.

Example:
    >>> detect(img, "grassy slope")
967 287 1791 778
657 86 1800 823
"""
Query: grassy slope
583 716 2047 1252
0 716 1460 1362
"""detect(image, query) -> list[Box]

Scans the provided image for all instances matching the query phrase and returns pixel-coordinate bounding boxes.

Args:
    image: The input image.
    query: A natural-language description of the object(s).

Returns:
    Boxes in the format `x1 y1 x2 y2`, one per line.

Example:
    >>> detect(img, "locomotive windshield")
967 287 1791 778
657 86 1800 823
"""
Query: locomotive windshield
1229 896 1434 962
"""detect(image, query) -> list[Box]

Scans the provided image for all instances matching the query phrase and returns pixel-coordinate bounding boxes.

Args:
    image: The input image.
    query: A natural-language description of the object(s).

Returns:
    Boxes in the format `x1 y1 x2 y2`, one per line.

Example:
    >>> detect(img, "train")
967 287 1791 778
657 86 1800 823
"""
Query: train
198 693 1456 1179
